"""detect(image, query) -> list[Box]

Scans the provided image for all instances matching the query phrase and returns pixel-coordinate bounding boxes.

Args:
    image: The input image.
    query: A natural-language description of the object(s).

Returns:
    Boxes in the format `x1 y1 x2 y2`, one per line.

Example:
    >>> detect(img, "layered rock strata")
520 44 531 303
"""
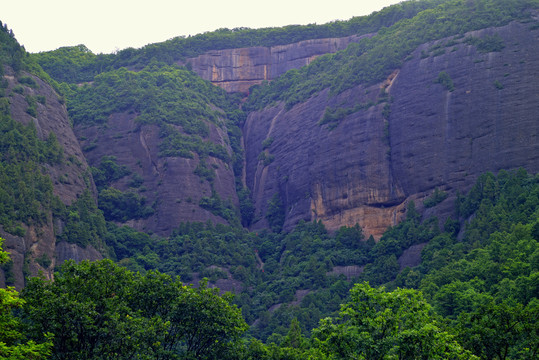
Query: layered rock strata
184 35 369 93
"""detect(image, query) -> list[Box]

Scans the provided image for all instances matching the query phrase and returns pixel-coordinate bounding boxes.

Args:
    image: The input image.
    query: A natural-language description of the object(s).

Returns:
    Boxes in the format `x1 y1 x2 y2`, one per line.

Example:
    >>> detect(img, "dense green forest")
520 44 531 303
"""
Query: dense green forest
1 0 539 358
1 169 537 358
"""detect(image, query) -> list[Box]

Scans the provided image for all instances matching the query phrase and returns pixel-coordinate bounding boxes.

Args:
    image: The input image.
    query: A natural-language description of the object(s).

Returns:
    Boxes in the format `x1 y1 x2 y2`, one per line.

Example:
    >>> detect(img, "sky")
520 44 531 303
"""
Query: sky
2 0 403 54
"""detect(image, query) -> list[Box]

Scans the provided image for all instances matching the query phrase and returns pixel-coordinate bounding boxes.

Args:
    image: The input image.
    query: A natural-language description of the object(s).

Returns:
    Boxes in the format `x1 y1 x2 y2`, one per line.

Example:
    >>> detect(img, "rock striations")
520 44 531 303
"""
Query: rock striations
2 18 539 288
242 20 539 238
184 35 369 93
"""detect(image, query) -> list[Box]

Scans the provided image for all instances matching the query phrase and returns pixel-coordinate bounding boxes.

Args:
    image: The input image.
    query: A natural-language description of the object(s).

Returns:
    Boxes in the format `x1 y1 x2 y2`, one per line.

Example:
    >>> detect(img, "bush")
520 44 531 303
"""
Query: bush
436 71 455 92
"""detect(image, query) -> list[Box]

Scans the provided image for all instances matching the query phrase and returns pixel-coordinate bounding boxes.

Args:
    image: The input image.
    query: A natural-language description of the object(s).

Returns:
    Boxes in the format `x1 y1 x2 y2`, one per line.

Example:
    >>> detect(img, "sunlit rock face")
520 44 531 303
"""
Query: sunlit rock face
184 35 368 93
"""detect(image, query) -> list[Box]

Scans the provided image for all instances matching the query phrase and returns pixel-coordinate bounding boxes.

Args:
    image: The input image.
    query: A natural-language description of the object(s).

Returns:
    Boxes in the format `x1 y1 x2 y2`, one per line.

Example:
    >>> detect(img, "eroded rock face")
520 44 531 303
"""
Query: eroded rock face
389 21 539 200
243 21 539 238
0 70 96 289
184 35 369 93
75 112 238 236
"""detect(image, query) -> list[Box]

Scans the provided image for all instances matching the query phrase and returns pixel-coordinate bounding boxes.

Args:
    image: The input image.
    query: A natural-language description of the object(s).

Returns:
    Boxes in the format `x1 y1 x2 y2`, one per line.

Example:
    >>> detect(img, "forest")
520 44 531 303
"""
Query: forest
2 170 537 358
0 0 538 359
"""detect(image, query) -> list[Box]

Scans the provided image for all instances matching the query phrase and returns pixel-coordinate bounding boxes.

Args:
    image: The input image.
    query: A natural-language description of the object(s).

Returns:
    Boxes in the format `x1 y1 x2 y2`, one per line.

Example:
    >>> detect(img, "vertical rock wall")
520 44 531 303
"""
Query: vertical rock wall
243 21 539 238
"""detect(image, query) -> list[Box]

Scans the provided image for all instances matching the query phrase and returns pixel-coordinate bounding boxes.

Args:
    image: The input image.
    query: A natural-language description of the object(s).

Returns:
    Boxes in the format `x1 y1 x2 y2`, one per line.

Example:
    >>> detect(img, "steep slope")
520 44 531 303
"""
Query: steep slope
0 68 101 289
69 66 242 236
243 18 539 237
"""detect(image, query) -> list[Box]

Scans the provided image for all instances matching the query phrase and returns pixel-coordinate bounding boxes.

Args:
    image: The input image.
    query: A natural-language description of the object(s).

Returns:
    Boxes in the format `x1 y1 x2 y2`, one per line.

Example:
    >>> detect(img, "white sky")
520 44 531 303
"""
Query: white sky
2 0 403 54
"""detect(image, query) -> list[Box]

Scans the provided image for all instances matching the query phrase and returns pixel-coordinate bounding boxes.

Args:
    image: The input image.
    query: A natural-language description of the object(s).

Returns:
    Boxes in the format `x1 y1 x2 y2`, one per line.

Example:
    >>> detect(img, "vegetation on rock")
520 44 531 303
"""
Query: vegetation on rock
0 1 538 358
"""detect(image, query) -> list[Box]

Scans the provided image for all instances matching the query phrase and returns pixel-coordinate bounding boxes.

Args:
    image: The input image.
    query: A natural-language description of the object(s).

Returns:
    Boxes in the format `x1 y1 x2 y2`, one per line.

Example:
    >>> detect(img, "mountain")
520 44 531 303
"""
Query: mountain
242 18 539 237
0 22 103 289
0 0 538 351
0 0 537 280
31 0 538 240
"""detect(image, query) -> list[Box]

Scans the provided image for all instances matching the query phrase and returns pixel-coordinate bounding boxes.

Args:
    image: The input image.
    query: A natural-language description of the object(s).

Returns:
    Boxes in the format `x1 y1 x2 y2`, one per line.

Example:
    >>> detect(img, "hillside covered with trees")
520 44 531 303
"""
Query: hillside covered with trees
0 0 538 358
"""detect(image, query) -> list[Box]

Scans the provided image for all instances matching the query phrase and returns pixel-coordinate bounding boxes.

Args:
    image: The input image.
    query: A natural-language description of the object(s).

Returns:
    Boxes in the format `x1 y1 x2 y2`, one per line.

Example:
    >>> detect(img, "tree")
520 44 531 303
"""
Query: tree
21 259 248 360
312 282 477 359
456 299 539 360
0 238 51 360
21 259 157 360
170 279 248 359
266 193 285 233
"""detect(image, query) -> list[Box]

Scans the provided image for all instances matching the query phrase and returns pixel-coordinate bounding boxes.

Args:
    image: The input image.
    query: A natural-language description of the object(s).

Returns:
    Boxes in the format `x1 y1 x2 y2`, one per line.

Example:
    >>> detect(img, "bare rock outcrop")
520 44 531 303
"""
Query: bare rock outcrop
75 112 238 236
184 35 370 93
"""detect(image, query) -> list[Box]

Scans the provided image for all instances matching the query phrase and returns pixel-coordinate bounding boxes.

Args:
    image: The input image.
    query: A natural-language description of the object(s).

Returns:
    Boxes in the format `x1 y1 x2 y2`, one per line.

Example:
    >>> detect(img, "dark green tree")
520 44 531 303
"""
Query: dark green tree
21 259 248 360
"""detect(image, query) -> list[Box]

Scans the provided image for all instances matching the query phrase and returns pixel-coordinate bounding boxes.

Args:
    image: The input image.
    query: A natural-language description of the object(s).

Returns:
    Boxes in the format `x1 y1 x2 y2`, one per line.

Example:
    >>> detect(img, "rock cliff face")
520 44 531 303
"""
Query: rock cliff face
0 69 101 289
75 112 238 236
184 35 369 93
4 19 538 288
243 20 539 238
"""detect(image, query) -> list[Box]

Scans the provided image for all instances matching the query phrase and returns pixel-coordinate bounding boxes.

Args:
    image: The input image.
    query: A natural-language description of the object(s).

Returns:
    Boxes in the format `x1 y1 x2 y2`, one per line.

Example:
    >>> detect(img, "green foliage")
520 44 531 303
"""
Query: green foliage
237 187 255 227
312 282 477 359
199 190 240 226
0 22 25 73
56 190 108 250
24 96 37 117
258 151 275 166
0 102 63 234
90 155 131 190
21 259 247 360
436 71 455 92
68 65 238 172
465 33 506 53
266 193 285 233
2 3 538 357
261 137 274 150
194 158 216 182
31 0 448 84
424 187 449 208
415 169 539 358
319 100 377 130
0 238 52 360
494 79 505 89
245 0 538 111
98 187 154 222
30 44 111 83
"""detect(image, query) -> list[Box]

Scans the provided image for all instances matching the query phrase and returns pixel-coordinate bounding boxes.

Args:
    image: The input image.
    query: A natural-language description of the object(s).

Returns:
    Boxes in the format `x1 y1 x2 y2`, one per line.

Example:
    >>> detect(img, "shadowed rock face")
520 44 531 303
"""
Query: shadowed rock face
75 112 238 236
243 20 539 238
4 19 539 289
184 35 370 93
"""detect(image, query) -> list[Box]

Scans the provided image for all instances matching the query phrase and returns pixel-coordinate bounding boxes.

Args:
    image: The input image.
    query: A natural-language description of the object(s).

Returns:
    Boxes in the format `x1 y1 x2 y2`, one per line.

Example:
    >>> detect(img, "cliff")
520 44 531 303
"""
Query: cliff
243 20 539 238
75 111 238 235
0 68 101 289
184 35 369 93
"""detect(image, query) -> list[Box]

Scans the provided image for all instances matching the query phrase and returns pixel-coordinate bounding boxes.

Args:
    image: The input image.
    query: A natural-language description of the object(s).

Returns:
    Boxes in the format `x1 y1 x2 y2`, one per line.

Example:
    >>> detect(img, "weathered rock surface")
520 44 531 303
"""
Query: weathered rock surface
243 83 407 237
184 35 369 93
243 20 539 238
75 112 238 236
389 21 539 202
0 70 97 289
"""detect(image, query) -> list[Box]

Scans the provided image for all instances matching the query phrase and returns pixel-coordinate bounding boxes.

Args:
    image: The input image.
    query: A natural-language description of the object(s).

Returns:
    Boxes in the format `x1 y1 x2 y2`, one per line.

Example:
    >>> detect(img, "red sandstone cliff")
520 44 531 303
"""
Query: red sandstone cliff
183 35 370 93
242 20 539 238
